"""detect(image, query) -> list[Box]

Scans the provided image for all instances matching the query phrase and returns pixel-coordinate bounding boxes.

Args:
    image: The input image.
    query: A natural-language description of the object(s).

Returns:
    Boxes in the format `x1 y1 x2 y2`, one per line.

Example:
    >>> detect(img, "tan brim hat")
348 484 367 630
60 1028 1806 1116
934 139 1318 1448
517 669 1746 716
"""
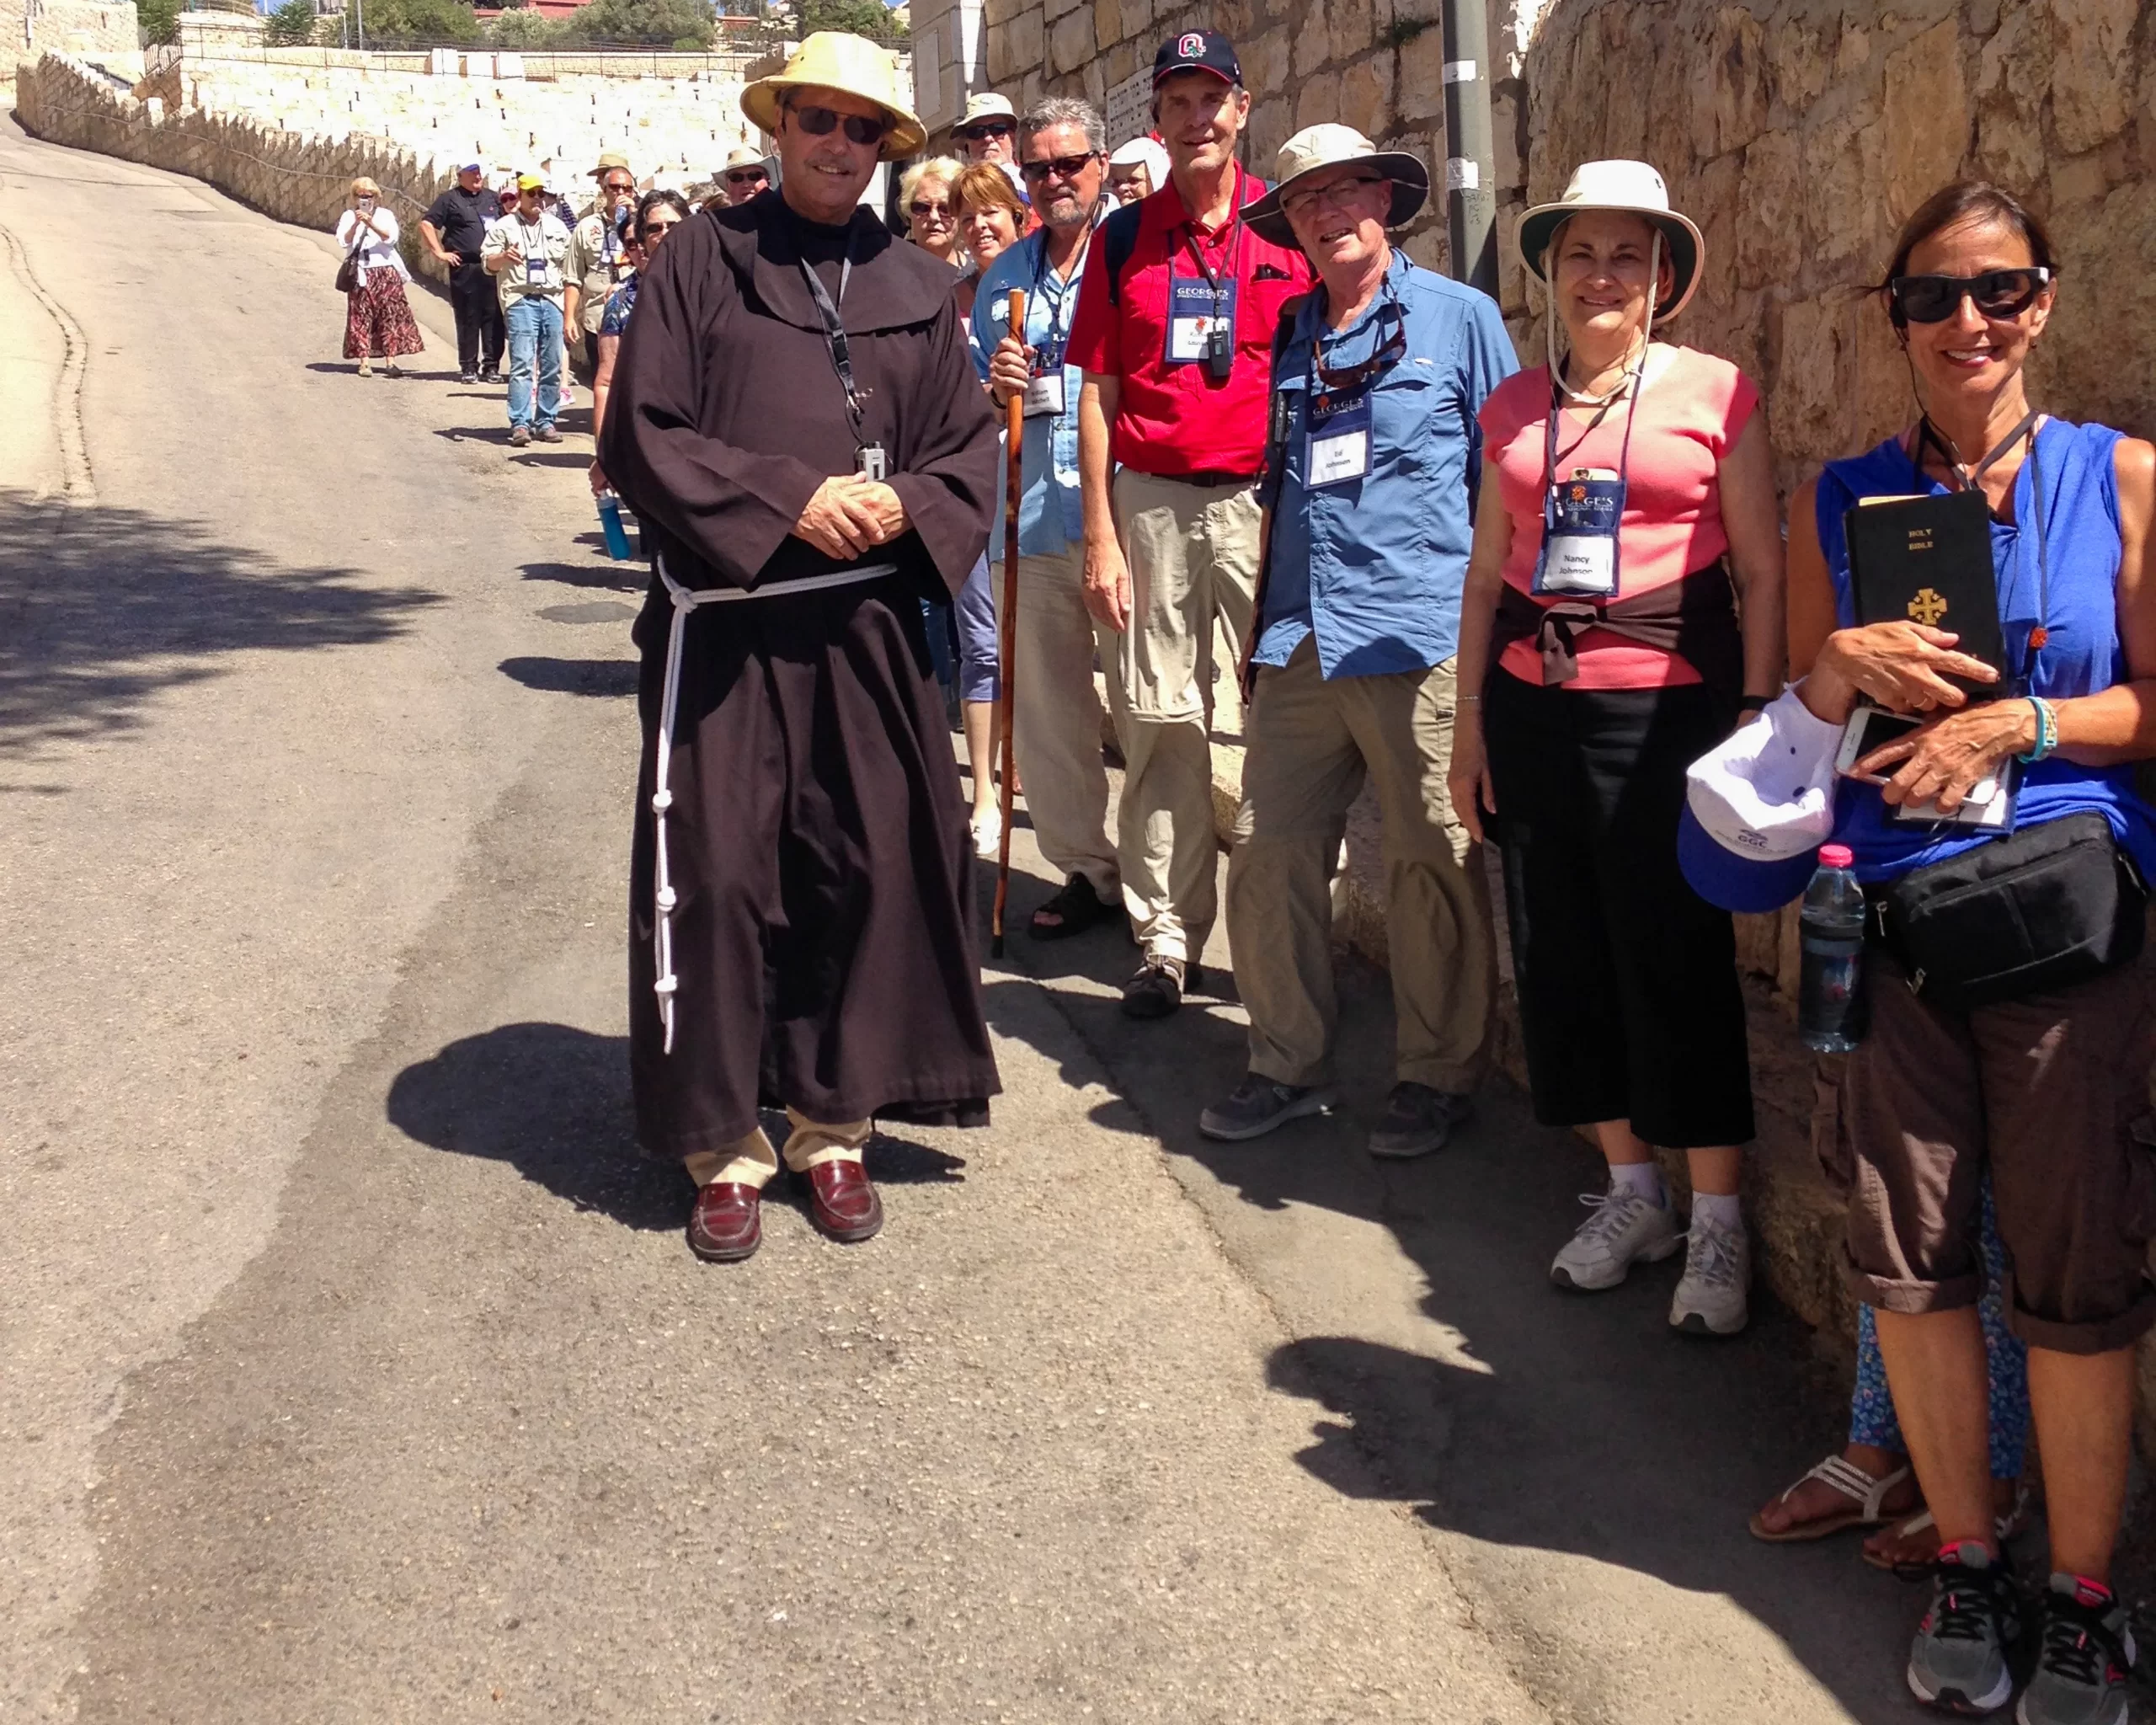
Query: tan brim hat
1516 158 1705 320
592 151 631 177
1245 124 1428 251
741 30 926 162
723 144 768 172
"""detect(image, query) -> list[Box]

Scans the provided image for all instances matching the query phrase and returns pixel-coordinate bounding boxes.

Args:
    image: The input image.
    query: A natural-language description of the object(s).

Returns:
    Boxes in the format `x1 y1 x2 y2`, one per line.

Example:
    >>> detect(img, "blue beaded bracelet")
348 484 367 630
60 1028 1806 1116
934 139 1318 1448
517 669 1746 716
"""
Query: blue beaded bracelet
2017 695 2057 764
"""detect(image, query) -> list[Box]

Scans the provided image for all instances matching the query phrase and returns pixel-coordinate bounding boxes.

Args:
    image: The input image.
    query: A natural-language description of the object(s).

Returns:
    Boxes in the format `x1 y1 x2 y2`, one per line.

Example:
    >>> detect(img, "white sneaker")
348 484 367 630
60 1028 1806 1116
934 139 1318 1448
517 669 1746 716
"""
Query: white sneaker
1670 1211 1751 1335
1550 1187 1682 1290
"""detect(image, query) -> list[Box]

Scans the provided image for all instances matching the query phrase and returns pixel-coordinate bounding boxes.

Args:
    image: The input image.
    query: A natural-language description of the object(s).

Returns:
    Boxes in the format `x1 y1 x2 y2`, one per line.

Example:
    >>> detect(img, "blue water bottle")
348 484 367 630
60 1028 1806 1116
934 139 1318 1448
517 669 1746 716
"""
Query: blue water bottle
596 489 632 561
1799 843 1868 1053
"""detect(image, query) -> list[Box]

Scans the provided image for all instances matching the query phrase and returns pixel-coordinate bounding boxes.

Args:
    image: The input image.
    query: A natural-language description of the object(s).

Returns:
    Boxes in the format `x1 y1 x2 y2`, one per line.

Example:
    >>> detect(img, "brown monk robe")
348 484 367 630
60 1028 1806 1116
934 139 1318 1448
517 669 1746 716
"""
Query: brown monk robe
598 40 1000 1262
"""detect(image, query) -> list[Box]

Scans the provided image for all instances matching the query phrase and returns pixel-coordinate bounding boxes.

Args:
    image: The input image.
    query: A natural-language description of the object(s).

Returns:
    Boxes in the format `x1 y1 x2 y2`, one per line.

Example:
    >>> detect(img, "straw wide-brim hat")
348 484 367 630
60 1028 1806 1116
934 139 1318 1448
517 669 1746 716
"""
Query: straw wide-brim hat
1245 125 1429 250
741 31 926 162
1515 158 1705 320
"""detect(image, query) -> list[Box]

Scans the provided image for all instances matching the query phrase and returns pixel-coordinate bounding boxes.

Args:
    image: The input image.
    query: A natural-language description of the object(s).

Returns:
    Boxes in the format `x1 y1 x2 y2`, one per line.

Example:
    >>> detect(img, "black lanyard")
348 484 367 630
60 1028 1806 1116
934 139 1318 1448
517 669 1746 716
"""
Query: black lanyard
1913 409 2049 680
1176 184 1242 312
798 234 866 446
1542 349 1645 499
1031 225 1089 352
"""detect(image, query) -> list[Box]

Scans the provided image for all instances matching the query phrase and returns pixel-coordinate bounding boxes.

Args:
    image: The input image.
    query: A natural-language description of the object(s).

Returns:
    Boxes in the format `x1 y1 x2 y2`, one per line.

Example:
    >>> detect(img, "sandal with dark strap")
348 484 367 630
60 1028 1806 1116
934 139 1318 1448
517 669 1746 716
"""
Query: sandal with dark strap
1030 873 1118 941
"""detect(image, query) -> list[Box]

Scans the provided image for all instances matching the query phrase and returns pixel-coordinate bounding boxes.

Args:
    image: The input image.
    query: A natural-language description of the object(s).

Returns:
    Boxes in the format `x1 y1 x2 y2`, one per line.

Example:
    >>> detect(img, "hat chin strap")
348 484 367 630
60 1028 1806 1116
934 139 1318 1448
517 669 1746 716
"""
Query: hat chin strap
1546 228 1659 407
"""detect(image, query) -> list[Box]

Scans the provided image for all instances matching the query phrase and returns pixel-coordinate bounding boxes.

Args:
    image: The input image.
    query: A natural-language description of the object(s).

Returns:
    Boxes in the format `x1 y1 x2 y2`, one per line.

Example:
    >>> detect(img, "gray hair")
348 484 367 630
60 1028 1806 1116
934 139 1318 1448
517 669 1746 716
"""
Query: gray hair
1020 95 1105 156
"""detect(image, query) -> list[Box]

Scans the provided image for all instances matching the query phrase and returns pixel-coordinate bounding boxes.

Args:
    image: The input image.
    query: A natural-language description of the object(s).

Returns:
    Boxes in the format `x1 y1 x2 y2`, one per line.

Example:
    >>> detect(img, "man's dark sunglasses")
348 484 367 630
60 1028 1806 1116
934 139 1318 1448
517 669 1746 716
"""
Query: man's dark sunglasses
724 168 766 184
641 221 675 238
1891 267 2052 323
1020 152 1098 183
958 120 1016 138
790 104 890 146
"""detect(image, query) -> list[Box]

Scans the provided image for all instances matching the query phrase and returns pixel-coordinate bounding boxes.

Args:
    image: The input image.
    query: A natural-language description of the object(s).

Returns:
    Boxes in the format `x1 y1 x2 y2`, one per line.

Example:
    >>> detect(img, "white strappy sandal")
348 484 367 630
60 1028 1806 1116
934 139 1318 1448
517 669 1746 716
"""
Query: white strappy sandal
1748 1453 1914 1543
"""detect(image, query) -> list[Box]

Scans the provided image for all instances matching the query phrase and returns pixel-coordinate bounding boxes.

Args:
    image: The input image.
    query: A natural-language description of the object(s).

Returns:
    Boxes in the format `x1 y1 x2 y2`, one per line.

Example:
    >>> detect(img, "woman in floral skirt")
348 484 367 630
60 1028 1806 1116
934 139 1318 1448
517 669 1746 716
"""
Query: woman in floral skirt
336 178 424 377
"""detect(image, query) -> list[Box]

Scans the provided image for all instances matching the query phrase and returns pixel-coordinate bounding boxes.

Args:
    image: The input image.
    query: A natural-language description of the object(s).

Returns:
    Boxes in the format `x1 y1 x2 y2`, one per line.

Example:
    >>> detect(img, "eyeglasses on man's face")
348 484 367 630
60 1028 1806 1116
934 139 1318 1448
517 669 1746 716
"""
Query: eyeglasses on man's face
1020 152 1098 184
1280 173 1388 219
642 219 679 238
725 168 766 186
790 104 890 147
603 178 634 195
959 120 1015 141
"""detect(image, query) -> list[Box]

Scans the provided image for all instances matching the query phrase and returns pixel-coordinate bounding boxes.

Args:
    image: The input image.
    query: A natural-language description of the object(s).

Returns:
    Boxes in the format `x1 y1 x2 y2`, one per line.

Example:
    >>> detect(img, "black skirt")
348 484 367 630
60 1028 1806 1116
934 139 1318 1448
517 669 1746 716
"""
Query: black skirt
1483 670 1755 1149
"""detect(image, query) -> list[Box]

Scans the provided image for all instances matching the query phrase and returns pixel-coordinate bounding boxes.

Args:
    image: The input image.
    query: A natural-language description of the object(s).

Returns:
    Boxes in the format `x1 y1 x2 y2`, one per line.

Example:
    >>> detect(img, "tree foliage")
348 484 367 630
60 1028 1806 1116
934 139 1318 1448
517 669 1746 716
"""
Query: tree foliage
560 0 714 45
800 0 904 37
264 0 319 45
136 0 179 46
486 6 570 45
354 0 479 43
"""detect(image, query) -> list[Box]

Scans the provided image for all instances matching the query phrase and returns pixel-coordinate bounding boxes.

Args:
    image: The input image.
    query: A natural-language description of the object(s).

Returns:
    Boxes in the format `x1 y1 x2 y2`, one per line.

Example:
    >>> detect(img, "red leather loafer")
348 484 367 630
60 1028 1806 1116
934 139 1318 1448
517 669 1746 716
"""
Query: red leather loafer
687 1181 763 1262
802 1160 883 1243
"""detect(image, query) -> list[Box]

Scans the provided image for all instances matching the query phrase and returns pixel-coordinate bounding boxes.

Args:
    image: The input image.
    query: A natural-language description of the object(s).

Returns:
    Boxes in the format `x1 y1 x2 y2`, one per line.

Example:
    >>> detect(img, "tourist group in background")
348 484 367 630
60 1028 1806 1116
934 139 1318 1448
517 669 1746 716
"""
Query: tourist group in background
328 22 2156 1723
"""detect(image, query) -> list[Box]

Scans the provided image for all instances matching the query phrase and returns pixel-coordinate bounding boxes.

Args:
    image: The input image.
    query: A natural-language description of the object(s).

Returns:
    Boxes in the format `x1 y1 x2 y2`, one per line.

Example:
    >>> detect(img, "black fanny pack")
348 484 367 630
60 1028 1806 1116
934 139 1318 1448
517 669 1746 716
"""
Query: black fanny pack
1869 811 2147 1011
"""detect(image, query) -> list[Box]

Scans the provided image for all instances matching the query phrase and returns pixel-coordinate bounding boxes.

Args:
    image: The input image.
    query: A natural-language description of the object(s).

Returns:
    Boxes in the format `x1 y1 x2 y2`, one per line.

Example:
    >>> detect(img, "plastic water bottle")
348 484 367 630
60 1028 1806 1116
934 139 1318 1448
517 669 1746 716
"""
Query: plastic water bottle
596 489 632 561
1800 843 1869 1053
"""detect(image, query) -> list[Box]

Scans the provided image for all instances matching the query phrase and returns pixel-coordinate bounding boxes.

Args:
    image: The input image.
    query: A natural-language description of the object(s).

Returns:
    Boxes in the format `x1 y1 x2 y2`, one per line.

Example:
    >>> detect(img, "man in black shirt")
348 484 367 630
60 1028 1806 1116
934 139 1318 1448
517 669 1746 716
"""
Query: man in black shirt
420 163 506 385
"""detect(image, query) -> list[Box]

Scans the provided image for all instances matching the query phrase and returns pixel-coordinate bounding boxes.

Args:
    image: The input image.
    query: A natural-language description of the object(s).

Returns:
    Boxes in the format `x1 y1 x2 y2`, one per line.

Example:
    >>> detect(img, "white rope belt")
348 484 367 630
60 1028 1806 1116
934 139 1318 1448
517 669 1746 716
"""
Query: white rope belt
648 552 899 1053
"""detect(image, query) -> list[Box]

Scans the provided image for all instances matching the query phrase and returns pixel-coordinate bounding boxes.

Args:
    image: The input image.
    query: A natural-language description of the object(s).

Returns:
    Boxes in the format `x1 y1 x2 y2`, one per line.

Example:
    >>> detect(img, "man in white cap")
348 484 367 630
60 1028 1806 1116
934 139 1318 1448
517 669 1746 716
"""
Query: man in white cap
713 142 770 207
600 33 1001 1265
1198 124 1516 1153
953 90 1020 181
1106 136 1168 206
564 152 638 383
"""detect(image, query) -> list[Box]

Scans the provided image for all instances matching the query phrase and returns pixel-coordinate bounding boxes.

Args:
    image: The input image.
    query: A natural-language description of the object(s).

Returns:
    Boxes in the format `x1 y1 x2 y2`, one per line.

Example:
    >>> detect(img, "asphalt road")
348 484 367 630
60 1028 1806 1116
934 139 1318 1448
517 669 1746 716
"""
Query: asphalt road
1 116 1935 1723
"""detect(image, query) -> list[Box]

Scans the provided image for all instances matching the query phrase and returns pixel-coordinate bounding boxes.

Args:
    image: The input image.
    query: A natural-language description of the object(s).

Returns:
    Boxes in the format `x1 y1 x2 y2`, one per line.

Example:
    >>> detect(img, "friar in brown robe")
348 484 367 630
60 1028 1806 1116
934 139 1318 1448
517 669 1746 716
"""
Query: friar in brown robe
598 32 1000 1262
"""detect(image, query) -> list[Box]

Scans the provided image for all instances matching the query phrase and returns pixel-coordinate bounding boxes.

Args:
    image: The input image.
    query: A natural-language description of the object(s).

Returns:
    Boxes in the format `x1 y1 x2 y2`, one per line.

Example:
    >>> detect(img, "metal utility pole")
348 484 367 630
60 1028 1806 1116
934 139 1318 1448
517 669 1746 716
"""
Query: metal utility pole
1438 0 1495 296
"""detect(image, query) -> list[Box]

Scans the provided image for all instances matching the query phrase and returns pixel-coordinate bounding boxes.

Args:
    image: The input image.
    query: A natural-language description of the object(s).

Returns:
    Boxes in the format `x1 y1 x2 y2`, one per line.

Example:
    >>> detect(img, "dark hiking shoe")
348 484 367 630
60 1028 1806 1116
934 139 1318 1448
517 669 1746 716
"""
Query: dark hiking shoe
534 423 563 443
1198 1073 1338 1141
1121 957 1200 1019
508 424 531 447
1031 872 1118 940
2018 1573 2135 1725
1367 1082 1474 1158
459 369 478 385
479 366 502 383
1907 1541 2019 1714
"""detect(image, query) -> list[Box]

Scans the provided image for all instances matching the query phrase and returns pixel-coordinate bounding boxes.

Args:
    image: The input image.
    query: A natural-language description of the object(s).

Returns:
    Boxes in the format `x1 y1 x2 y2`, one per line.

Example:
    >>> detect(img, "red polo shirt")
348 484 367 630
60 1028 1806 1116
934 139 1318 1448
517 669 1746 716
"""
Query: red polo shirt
1066 163 1313 478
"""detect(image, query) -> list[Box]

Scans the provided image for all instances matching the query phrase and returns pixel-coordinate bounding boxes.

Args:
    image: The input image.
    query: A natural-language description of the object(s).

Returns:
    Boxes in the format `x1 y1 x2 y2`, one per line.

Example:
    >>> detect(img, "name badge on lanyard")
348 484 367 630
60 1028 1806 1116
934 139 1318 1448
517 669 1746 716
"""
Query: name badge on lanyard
1534 467 1625 595
1305 387 1372 489
1023 334 1067 418
1166 277 1237 375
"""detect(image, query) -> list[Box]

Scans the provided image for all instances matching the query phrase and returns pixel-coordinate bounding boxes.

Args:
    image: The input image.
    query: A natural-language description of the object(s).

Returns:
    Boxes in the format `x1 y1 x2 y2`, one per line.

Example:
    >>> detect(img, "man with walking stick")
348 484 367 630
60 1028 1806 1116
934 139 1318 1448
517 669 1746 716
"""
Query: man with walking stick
972 98 1120 946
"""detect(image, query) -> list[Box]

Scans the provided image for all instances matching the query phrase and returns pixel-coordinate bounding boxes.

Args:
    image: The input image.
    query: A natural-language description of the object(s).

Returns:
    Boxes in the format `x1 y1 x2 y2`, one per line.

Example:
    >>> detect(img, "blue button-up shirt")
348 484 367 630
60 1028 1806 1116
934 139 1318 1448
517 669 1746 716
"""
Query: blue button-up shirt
1257 253 1518 679
969 228 1086 556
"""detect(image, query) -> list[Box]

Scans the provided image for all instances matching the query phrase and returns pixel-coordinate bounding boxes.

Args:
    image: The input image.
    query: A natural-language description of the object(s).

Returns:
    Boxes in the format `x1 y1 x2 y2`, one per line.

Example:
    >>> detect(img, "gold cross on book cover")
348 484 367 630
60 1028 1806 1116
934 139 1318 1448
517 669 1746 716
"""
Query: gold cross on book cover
1845 490 2004 698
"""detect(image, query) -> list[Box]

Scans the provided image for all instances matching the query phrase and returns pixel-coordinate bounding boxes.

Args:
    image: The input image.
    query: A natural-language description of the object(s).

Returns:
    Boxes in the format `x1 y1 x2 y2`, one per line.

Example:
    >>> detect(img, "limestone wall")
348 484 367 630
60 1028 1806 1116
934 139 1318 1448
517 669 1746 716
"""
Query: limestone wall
979 0 1545 277
16 52 459 282
0 0 140 101
1524 0 2156 495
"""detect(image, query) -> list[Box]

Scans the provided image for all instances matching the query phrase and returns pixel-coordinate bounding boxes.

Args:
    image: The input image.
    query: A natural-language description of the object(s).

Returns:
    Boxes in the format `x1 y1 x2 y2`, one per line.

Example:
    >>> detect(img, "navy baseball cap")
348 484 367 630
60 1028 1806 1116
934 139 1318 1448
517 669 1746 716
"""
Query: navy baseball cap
1677 804 1817 914
1153 29 1241 88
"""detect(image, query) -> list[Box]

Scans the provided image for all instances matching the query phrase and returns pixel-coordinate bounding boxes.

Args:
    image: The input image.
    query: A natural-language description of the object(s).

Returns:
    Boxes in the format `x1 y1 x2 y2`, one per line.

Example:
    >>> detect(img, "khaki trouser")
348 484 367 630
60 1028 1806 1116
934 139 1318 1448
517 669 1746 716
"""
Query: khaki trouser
1109 467 1260 964
682 1111 871 1190
1225 638 1496 1092
995 547 1120 901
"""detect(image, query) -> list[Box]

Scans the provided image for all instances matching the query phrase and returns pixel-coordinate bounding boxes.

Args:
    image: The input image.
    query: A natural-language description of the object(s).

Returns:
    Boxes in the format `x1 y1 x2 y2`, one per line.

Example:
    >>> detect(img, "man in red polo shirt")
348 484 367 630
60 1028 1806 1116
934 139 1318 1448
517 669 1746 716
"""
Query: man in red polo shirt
1069 29 1314 1018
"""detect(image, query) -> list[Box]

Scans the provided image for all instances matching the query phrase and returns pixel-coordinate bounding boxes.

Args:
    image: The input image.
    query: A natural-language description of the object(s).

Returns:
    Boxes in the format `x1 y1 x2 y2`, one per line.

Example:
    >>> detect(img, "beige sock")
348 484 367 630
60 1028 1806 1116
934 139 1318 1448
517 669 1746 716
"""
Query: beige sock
779 1108 873 1173
681 1124 781 1190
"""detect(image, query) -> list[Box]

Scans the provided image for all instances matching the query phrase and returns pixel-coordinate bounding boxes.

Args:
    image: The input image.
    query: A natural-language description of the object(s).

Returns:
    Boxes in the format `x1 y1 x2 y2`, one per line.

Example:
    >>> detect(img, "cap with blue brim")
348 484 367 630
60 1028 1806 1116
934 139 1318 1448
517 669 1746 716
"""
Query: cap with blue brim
1677 805 1820 913
1676 687 1844 913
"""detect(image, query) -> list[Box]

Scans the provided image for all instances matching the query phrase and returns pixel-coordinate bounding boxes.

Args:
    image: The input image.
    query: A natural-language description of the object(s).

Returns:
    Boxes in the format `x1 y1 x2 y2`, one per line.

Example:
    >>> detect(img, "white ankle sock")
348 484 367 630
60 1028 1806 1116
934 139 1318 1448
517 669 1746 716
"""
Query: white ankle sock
1692 1191 1743 1231
1608 1162 1665 1208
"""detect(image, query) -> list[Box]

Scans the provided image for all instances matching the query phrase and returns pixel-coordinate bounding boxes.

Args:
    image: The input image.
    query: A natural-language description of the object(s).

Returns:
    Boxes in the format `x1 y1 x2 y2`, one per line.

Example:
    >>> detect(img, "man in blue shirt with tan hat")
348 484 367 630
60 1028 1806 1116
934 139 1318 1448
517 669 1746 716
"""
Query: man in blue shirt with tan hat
1199 123 1516 1156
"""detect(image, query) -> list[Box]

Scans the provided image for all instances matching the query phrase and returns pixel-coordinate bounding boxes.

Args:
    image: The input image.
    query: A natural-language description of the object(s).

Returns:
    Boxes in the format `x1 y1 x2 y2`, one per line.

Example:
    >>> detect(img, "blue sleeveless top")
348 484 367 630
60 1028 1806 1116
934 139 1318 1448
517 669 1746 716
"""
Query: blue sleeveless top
1816 418 2156 884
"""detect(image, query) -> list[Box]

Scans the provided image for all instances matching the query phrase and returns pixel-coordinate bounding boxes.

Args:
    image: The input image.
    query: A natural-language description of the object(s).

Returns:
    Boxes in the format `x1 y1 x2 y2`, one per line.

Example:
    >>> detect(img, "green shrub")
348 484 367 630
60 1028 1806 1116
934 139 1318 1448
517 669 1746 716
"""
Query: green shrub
264 0 319 45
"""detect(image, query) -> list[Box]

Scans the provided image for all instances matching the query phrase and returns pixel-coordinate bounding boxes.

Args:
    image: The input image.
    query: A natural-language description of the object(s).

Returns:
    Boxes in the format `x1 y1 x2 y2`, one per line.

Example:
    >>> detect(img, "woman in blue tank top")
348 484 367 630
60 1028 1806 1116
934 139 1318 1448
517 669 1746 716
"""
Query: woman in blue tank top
1780 180 2156 1722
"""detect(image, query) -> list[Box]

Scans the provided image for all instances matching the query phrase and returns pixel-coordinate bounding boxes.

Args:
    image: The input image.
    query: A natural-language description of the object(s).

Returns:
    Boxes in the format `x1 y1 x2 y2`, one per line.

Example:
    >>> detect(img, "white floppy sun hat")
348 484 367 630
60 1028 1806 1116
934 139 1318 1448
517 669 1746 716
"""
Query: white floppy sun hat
1516 158 1706 320
1245 124 1429 250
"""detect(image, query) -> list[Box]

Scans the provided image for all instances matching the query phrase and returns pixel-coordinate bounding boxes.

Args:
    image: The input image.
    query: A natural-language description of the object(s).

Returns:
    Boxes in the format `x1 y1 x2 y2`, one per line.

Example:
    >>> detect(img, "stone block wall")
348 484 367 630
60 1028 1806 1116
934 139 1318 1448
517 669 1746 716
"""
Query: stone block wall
1524 0 2156 494
0 0 140 101
981 0 1545 277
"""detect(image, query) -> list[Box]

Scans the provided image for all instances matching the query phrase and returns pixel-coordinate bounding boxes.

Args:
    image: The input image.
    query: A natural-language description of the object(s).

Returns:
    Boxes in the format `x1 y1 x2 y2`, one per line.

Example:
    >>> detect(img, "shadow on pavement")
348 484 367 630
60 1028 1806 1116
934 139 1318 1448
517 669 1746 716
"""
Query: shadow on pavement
520 560 645 593
387 1023 968 1233
499 655 638 697
387 1021 680 1231
0 491 441 760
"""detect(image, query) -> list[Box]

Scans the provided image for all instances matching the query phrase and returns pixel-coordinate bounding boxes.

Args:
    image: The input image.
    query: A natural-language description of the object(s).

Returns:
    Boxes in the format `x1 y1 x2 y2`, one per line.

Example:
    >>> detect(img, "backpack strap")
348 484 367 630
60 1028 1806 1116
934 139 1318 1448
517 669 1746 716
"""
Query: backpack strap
1099 200 1145 309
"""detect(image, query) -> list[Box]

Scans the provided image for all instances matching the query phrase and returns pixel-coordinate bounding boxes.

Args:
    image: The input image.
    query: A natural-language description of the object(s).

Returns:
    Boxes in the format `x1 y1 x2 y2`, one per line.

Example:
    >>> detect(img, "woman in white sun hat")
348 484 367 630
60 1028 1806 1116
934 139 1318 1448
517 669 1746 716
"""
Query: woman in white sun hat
1446 159 1785 1336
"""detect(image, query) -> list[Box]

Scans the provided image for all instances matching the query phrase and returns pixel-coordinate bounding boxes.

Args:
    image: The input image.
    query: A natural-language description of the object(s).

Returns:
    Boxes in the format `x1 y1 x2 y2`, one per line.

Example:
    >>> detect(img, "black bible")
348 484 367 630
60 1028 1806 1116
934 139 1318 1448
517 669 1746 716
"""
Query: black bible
1844 490 2005 698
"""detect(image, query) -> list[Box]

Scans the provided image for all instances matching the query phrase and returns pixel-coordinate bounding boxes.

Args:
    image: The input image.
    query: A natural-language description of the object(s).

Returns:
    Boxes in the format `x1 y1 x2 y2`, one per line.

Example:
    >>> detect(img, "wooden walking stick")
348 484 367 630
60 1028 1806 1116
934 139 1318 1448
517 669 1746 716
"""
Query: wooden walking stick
990 288 1027 959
